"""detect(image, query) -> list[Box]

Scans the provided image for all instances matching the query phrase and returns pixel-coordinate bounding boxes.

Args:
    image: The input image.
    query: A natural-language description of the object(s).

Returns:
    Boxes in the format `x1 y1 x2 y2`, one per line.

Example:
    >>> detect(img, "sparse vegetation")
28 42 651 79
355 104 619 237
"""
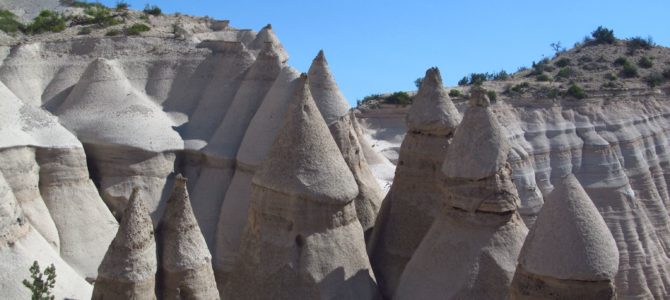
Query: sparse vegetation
614 57 629 66
81 5 122 27
591 26 615 44
414 77 423 89
627 36 654 53
529 58 554 76
604 73 617 81
78 26 92 35
638 57 653 68
645 72 665 88
127 23 150 35
386 91 412 106
566 84 587 99
448 89 462 97
23 261 56 300
492 70 510 81
25 10 68 34
486 90 497 103
508 82 530 94
554 58 571 68
143 4 162 16
458 71 510 86
115 1 130 10
61 0 106 9
0 10 23 33
105 28 121 36
535 73 551 82
457 76 468 86
622 62 639 78
556 67 576 79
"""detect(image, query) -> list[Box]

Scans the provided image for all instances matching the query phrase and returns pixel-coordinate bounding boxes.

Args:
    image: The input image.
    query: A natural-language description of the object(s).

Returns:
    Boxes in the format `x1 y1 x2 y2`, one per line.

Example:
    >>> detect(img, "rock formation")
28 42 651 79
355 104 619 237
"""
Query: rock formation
223 75 380 299
0 171 93 299
394 89 528 299
511 174 619 299
159 175 219 299
308 50 383 236
92 188 157 300
368 67 461 298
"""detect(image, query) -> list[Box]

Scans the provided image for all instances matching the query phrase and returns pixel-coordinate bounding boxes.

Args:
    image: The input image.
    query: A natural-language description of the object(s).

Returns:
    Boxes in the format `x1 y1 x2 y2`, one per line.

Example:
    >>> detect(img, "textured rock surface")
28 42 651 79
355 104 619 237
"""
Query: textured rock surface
395 91 528 300
159 175 219 299
308 50 383 235
92 188 157 300
223 75 379 299
511 174 618 299
368 67 461 298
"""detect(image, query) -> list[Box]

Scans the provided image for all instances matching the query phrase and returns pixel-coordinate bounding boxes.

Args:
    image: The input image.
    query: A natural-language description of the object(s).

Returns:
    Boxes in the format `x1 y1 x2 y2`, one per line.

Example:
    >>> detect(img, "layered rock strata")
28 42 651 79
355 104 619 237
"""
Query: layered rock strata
308 50 383 235
223 75 379 299
159 175 219 299
368 67 461 298
92 188 157 300
395 90 528 299
511 174 619 299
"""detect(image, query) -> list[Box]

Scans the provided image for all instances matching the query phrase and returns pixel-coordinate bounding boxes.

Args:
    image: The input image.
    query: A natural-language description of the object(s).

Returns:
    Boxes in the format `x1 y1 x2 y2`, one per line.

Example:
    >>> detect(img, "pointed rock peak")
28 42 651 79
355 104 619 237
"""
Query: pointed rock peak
307 50 350 125
442 90 509 179
80 58 125 82
252 24 288 63
253 74 358 204
257 42 281 60
469 87 491 108
520 174 619 281
116 187 154 247
263 23 272 30
407 67 461 135
174 173 187 188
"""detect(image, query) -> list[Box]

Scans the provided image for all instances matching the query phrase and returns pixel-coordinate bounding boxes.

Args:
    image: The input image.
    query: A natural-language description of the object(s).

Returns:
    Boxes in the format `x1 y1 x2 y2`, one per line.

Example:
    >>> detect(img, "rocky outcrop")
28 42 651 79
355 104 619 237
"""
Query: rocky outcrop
308 50 383 235
159 175 219 299
0 171 93 299
223 75 379 299
92 188 157 300
368 67 461 298
511 174 619 299
395 90 528 299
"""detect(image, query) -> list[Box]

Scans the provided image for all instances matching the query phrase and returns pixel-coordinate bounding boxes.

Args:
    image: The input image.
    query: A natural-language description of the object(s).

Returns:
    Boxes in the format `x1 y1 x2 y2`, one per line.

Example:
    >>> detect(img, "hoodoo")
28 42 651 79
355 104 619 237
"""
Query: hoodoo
511 174 619 299
308 50 383 235
395 88 528 299
368 67 461 298
159 175 219 299
223 74 380 299
92 188 157 300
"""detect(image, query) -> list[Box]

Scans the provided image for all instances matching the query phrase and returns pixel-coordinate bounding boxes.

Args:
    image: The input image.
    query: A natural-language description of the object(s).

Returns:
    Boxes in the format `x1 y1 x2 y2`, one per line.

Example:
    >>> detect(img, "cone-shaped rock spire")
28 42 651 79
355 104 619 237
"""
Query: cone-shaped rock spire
368 67 462 298
308 50 383 236
511 174 619 299
442 88 518 213
406 67 461 135
307 50 351 125
250 24 289 63
223 75 379 299
93 187 157 300
253 74 359 203
159 175 219 299
394 90 527 300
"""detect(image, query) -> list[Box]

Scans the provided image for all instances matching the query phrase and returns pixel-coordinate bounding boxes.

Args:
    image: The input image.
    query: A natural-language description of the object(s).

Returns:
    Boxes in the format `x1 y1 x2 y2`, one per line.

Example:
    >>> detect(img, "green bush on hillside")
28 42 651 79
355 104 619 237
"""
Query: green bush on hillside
127 23 150 35
0 10 23 33
25 10 68 34
638 57 653 68
566 84 587 99
591 26 615 44
143 4 162 16
386 91 412 106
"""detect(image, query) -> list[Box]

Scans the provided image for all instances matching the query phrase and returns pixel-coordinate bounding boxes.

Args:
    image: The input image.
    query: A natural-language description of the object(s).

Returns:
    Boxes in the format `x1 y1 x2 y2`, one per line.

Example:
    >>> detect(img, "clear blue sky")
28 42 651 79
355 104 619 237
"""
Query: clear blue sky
100 0 669 106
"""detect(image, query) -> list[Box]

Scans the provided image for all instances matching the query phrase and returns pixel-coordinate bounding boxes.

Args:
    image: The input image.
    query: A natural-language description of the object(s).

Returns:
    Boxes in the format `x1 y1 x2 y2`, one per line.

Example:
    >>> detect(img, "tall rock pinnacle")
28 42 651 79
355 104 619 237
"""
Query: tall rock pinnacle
308 50 383 236
159 175 219 299
395 90 528 300
368 67 461 298
223 74 380 299
92 188 157 300
511 174 619 299
250 24 289 63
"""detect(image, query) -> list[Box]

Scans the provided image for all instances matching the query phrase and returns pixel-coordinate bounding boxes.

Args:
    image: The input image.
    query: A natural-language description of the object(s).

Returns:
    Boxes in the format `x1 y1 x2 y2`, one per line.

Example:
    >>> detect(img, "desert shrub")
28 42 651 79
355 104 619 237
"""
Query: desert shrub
414 77 422 89
604 73 617 81
486 90 497 103
538 86 560 98
529 58 554 76
554 58 571 67
448 89 462 97
627 36 654 53
78 26 92 34
535 73 551 82
82 5 121 27
127 23 150 35
602 81 618 89
510 82 530 93
613 57 629 66
457 76 468 86
622 62 639 78
566 84 587 99
386 91 412 106
468 73 488 85
23 261 56 300
646 72 665 87
638 57 653 68
492 70 510 81
61 0 105 9
105 28 120 36
25 10 68 34
0 10 24 33
115 1 129 10
591 26 615 44
143 4 162 16
556 67 576 79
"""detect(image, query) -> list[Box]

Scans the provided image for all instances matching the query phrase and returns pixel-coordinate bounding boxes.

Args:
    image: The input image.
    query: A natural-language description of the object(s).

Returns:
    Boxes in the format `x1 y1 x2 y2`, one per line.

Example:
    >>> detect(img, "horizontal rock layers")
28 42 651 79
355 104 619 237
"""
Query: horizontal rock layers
223 75 379 299
368 67 461 298
395 90 528 300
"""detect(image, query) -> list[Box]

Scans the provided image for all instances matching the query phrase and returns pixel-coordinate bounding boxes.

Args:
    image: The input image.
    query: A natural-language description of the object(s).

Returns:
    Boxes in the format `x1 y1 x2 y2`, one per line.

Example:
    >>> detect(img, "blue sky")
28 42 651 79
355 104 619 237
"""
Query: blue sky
99 0 669 106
